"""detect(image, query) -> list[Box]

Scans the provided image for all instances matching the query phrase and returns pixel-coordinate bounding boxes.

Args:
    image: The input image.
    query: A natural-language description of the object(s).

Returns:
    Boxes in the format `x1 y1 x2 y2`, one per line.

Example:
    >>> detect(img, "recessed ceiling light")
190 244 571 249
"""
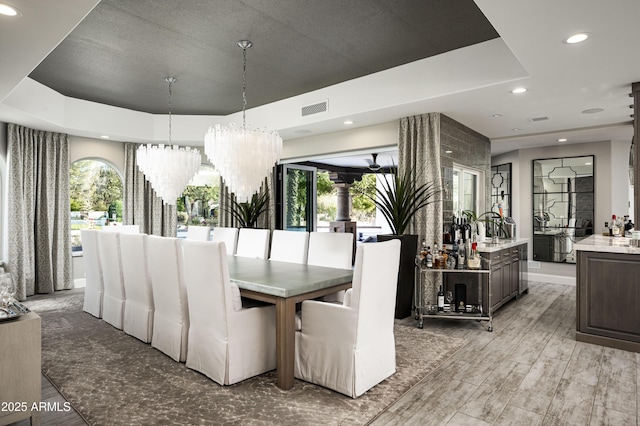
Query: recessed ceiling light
0 3 20 16
557 138 567 142
582 108 604 114
492 113 504 118
511 87 527 94
565 33 589 44
585 162 592 165
100 135 110 139
343 120 354 125
512 128 521 132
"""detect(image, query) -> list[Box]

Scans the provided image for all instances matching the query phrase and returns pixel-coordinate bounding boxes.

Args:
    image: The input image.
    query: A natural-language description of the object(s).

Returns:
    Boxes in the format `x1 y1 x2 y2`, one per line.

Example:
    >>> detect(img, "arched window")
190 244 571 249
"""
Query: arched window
70 159 123 251
177 164 219 236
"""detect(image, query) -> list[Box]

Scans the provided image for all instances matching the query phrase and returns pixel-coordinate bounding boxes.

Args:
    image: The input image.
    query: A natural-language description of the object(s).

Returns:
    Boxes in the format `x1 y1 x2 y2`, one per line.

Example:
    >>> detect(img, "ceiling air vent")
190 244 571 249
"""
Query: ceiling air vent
528 116 550 122
301 100 328 117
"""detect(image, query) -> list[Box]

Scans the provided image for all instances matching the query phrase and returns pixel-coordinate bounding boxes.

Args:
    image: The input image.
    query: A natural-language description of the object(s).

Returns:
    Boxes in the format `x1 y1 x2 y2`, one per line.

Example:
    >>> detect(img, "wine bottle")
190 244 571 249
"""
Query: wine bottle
426 246 433 269
611 215 619 236
467 242 481 269
437 285 444 312
419 239 428 267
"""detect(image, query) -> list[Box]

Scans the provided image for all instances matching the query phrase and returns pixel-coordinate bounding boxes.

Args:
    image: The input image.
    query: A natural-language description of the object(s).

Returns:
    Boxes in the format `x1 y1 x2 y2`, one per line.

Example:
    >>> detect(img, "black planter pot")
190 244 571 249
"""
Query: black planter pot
377 234 418 319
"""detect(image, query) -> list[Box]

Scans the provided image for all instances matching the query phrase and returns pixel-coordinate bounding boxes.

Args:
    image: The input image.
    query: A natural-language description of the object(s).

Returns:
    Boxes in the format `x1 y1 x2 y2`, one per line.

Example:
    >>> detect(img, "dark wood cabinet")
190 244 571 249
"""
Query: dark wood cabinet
576 250 640 352
481 244 523 312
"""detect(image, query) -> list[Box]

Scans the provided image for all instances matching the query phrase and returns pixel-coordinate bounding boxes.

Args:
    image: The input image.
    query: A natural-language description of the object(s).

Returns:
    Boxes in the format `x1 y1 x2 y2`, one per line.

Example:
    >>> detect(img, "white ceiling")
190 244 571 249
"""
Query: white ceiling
0 0 637 159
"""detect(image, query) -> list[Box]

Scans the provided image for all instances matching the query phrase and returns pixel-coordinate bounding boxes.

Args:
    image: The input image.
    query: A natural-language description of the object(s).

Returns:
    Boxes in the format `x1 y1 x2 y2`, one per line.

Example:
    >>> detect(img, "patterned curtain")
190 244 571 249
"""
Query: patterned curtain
7 123 72 300
123 143 176 236
219 170 275 230
398 113 443 306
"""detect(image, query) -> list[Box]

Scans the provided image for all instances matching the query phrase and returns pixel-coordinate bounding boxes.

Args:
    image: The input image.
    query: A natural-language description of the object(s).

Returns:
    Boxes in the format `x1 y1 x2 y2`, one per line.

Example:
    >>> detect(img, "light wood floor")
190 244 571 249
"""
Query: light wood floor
10 281 640 425
373 281 640 425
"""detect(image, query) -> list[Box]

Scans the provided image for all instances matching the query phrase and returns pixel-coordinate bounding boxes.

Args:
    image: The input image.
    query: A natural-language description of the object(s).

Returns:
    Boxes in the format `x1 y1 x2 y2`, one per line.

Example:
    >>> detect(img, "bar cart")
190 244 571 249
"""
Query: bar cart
415 256 494 332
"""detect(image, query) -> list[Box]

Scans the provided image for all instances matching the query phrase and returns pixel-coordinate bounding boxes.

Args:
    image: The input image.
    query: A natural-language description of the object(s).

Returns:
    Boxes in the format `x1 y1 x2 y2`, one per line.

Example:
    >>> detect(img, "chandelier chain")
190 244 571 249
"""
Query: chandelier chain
242 45 247 128
166 76 176 144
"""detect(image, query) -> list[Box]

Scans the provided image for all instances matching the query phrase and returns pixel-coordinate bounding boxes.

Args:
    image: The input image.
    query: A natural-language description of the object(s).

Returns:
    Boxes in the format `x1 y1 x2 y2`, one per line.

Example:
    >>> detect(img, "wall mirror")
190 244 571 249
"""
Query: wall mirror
532 155 594 264
491 163 511 218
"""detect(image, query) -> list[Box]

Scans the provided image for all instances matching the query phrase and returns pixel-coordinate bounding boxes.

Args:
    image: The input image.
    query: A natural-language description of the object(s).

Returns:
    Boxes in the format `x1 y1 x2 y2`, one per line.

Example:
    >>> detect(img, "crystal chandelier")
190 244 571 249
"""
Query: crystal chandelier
137 77 201 205
204 40 283 203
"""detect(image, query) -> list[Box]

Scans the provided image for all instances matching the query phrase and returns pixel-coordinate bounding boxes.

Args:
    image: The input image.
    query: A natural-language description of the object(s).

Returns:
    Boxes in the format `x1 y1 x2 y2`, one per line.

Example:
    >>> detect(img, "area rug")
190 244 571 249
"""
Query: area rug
24 290 466 426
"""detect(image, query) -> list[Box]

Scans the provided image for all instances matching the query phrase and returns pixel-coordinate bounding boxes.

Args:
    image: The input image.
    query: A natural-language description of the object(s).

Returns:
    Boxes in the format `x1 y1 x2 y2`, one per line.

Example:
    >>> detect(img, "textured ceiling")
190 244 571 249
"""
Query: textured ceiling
28 0 498 115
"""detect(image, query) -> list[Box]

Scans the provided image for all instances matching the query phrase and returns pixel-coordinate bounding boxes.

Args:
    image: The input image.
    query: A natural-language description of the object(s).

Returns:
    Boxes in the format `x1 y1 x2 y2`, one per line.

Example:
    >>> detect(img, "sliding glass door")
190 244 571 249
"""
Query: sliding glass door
280 164 317 231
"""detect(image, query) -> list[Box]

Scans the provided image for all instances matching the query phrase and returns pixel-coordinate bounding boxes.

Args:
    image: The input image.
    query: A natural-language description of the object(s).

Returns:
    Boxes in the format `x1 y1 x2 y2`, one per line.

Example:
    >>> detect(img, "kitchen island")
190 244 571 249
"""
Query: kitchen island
575 235 640 353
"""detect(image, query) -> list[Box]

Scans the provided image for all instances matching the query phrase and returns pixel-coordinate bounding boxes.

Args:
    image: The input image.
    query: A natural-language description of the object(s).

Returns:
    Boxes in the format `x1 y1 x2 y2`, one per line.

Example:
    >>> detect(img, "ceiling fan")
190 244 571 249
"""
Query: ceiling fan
366 153 381 171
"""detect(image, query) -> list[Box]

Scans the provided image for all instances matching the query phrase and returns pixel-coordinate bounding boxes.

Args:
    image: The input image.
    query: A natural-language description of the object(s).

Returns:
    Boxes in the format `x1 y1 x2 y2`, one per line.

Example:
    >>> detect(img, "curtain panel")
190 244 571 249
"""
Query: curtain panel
7 123 72 300
398 113 443 306
123 143 176 236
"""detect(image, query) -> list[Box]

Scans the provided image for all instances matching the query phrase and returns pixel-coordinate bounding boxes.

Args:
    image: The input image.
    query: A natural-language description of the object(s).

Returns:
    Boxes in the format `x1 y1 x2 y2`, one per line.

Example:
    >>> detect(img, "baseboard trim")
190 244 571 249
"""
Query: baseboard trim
526 272 576 286
74 278 86 289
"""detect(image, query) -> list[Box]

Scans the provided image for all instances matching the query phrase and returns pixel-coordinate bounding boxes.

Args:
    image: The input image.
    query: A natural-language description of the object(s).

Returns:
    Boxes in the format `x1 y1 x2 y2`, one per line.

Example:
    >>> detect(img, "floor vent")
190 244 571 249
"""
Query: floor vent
301 100 328 117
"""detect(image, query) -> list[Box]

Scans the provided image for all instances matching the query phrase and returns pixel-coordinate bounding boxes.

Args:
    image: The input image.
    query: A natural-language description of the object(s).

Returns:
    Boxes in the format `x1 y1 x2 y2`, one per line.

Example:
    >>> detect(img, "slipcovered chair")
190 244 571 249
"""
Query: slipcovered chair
294 239 401 398
182 240 276 385
97 231 126 330
235 228 270 259
102 224 140 233
146 236 189 362
120 233 154 343
186 225 211 241
81 229 104 318
269 230 309 264
307 232 354 302
211 227 239 255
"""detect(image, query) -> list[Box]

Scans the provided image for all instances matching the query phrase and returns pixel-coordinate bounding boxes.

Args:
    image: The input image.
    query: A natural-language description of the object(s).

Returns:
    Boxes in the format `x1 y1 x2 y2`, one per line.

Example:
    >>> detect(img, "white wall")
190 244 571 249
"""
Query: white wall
493 139 631 283
611 139 632 218
69 136 126 175
282 121 398 161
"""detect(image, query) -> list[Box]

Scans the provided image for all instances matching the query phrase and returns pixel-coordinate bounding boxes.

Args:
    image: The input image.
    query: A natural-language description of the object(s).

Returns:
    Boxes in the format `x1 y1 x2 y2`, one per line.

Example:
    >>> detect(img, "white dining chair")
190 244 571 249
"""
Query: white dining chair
211 227 239 255
307 232 354 302
81 229 104 318
146 236 189 362
269 230 309 264
294 239 401 398
120 233 154 343
307 232 353 269
97 231 126 330
102 224 140 233
235 228 270 259
182 240 276 385
186 225 211 241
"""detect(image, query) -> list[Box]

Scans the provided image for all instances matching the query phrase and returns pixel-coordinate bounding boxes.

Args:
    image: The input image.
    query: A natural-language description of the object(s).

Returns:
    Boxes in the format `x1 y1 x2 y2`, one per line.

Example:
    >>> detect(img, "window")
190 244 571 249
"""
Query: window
177 164 220 234
69 159 123 251
452 165 482 216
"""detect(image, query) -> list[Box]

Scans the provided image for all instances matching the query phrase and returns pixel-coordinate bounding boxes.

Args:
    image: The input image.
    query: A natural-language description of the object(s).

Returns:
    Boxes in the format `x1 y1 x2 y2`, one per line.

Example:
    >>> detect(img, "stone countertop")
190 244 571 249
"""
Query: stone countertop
574 234 640 254
534 229 565 235
475 238 530 253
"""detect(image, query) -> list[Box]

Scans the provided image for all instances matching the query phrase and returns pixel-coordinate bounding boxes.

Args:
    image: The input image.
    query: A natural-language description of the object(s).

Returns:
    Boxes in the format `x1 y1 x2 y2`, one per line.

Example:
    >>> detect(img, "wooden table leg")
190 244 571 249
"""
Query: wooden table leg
275 297 297 390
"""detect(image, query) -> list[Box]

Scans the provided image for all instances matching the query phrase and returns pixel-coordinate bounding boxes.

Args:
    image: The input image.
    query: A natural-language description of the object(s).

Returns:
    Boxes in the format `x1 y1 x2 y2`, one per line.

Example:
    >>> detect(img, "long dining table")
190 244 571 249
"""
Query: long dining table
227 255 353 390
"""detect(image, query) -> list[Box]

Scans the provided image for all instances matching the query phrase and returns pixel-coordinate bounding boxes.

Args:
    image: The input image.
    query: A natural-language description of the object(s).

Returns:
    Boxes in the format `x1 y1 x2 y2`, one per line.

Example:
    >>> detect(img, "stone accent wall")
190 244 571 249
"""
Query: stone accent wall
439 114 491 231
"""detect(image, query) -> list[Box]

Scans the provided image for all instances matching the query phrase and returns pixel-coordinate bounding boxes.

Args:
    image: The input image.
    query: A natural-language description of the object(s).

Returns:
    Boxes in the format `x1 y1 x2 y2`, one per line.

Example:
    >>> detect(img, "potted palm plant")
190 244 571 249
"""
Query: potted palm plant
224 187 269 228
364 165 441 318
